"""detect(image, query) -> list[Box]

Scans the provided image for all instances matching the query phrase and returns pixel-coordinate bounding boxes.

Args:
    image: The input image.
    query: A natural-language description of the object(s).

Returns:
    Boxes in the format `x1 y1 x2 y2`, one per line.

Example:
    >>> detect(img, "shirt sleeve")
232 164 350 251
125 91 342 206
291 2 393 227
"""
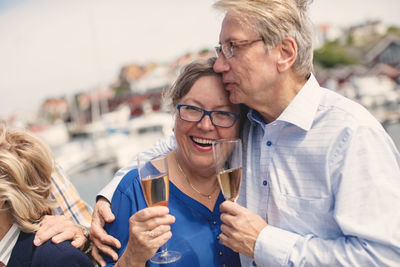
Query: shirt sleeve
254 225 300 266
98 135 177 201
254 126 400 266
50 162 93 228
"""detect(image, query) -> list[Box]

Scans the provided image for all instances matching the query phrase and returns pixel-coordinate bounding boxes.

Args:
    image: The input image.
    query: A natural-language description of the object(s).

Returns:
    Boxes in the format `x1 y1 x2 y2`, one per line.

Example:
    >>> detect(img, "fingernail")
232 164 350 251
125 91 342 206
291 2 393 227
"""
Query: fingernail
34 238 41 246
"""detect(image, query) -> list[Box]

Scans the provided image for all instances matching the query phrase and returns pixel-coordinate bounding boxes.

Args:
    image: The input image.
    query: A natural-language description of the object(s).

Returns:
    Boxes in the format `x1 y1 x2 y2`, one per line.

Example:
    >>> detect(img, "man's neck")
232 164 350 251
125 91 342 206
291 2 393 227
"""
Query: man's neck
258 71 308 123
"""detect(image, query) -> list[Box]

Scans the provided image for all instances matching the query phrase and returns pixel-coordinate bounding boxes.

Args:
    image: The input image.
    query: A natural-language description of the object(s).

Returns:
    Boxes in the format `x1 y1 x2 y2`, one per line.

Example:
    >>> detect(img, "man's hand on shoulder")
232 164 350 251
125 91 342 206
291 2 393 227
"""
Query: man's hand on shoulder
90 197 121 266
34 215 88 250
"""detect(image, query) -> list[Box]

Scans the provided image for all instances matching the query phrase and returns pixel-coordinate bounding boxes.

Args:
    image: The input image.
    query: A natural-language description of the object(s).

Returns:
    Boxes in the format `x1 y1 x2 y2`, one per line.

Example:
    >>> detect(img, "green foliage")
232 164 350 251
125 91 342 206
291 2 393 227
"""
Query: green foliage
199 48 210 54
346 34 354 46
113 86 129 96
387 26 400 37
313 41 359 68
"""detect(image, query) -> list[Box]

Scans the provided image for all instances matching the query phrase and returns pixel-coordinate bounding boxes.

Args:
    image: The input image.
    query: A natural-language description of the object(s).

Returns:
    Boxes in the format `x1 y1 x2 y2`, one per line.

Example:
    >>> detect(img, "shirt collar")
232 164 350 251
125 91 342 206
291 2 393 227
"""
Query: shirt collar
247 109 266 131
0 223 20 265
247 73 321 131
277 73 321 131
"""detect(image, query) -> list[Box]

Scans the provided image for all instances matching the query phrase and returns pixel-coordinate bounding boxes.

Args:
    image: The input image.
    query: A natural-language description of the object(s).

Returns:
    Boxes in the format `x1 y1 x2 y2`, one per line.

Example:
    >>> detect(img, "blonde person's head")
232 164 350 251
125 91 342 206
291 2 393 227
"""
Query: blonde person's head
214 0 314 77
0 125 55 232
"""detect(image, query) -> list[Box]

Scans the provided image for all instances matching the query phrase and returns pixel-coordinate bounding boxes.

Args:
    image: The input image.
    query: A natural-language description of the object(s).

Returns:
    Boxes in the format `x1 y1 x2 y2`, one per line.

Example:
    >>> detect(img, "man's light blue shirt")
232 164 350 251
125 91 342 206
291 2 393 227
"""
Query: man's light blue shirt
240 74 400 266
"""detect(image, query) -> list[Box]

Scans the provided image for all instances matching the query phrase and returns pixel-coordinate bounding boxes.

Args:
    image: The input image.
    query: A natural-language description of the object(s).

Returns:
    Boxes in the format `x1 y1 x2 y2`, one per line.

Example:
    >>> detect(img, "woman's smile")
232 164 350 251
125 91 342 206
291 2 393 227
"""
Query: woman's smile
190 136 215 151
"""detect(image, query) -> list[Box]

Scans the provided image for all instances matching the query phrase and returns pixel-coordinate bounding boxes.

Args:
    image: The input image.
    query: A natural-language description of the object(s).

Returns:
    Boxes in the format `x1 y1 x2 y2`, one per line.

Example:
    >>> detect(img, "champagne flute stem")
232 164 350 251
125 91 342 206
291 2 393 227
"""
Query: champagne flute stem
160 244 168 257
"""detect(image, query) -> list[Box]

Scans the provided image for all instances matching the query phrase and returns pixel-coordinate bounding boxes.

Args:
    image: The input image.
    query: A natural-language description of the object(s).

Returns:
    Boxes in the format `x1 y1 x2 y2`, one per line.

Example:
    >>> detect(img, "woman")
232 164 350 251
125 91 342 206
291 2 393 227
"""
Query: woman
0 126 93 267
103 58 241 267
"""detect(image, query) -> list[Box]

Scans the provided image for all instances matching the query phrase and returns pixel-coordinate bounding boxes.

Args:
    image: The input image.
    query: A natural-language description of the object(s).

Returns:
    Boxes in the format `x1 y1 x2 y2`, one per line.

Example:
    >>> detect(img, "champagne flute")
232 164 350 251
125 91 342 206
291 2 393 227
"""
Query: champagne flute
212 139 242 202
137 154 181 264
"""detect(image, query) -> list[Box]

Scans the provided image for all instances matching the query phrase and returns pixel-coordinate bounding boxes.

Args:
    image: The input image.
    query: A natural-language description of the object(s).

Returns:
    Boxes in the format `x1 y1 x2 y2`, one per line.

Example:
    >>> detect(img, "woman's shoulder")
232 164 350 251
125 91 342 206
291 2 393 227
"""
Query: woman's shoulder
33 239 93 266
110 166 149 213
116 168 140 192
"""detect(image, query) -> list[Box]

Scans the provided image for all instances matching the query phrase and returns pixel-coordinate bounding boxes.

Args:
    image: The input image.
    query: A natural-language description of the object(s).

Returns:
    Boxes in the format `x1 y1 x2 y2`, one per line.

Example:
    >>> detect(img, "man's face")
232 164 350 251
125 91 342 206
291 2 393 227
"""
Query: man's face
213 14 281 111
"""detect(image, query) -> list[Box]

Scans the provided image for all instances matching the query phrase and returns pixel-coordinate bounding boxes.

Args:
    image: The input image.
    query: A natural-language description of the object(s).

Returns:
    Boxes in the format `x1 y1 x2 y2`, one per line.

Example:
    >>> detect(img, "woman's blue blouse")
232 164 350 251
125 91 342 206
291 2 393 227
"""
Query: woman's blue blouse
104 168 241 267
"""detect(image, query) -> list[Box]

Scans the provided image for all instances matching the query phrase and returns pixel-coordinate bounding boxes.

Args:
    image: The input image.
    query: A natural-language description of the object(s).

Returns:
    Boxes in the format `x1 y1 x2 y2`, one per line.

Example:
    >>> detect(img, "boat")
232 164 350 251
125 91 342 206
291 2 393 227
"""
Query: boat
114 111 174 169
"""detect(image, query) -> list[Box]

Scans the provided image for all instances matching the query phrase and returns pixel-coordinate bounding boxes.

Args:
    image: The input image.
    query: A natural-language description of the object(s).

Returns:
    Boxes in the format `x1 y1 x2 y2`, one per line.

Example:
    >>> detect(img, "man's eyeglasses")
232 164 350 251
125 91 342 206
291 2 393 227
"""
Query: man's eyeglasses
215 38 264 59
177 104 239 128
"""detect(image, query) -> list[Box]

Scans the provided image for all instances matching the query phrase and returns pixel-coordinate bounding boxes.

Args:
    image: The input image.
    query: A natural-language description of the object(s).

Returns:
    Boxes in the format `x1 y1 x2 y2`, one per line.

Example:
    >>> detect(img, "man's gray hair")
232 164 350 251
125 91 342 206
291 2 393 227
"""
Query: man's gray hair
214 0 314 77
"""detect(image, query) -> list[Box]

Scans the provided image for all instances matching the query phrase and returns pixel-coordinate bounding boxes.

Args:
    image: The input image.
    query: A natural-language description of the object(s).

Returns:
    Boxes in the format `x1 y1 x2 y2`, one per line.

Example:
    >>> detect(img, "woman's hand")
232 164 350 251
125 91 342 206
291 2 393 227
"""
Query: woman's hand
118 206 175 265
34 215 88 250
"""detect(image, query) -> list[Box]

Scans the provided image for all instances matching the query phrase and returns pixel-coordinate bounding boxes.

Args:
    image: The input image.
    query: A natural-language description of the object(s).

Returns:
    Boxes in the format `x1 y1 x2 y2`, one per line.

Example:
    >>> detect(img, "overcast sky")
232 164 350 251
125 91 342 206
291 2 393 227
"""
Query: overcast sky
1 0 399 118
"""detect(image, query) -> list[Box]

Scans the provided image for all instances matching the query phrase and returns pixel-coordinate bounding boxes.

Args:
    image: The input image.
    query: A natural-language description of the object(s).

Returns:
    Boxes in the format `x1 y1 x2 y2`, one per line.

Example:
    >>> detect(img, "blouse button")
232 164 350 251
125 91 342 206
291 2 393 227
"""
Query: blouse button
263 180 268 186
266 141 272 146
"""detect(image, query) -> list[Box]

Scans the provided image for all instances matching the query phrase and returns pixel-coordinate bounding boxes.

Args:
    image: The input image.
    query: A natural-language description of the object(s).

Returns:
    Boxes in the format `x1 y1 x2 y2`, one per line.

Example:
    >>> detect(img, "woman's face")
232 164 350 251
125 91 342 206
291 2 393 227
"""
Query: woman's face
174 74 240 176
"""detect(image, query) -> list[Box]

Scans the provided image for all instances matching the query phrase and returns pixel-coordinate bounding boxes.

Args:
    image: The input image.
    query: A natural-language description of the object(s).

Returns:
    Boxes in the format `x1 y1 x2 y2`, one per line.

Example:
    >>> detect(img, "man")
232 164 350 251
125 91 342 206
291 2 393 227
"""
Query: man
211 1 400 266
91 0 400 266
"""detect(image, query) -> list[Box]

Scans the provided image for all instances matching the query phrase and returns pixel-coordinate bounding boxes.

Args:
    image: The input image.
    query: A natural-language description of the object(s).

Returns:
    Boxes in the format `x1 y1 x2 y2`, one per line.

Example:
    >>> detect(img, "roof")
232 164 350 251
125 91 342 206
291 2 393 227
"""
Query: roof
365 34 400 65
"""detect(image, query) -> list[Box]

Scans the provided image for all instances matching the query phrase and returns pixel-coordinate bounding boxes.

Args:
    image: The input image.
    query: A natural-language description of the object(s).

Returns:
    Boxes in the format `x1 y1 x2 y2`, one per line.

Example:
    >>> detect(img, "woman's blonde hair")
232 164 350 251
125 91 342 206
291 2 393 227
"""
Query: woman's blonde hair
214 0 314 77
0 125 55 232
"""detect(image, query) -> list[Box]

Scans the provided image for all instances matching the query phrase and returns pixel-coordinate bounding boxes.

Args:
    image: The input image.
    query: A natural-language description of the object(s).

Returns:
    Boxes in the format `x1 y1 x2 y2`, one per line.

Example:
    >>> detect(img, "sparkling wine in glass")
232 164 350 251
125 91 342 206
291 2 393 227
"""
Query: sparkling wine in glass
137 154 181 264
212 139 242 202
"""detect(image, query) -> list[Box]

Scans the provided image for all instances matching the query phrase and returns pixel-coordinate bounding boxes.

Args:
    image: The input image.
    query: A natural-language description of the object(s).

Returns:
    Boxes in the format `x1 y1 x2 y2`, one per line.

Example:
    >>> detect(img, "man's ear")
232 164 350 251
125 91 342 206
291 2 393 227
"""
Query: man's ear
276 37 297 73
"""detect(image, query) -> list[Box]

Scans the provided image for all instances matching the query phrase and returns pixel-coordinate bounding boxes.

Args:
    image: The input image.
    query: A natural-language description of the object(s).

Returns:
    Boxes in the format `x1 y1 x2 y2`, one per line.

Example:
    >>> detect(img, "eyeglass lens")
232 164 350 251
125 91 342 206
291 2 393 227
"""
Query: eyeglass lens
178 105 237 128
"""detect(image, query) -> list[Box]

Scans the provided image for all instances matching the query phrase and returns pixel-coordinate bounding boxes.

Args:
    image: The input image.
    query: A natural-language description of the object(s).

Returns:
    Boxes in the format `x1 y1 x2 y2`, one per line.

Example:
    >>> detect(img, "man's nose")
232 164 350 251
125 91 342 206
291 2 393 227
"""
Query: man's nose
213 55 230 73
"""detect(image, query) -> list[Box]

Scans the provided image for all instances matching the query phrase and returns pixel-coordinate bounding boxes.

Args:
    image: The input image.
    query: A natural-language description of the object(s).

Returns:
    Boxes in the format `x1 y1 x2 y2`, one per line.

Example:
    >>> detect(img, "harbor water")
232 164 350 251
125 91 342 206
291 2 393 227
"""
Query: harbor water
69 162 117 209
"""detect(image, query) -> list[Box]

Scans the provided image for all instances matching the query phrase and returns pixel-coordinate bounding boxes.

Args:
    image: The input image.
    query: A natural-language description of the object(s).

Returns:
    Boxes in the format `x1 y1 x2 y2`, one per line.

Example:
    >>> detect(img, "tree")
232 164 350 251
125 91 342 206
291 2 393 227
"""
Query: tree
314 40 359 68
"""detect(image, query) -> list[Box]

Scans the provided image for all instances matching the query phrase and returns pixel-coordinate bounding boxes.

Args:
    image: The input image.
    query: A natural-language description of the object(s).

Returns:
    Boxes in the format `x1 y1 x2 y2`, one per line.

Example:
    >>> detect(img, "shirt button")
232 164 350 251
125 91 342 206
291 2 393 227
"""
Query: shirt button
263 180 268 186
212 221 217 225
216 235 220 240
223 264 226 267
266 141 272 146
219 251 223 256
252 261 257 266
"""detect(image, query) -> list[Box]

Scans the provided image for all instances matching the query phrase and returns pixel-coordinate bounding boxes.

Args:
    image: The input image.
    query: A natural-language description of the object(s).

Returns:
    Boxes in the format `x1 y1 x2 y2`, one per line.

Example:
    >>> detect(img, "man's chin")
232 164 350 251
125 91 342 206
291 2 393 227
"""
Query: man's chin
229 93 241 104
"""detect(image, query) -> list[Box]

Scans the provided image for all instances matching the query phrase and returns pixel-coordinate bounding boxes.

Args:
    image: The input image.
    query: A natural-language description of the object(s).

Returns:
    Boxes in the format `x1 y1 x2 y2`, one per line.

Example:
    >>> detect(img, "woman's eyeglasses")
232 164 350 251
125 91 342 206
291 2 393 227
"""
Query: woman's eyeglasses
177 104 239 128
